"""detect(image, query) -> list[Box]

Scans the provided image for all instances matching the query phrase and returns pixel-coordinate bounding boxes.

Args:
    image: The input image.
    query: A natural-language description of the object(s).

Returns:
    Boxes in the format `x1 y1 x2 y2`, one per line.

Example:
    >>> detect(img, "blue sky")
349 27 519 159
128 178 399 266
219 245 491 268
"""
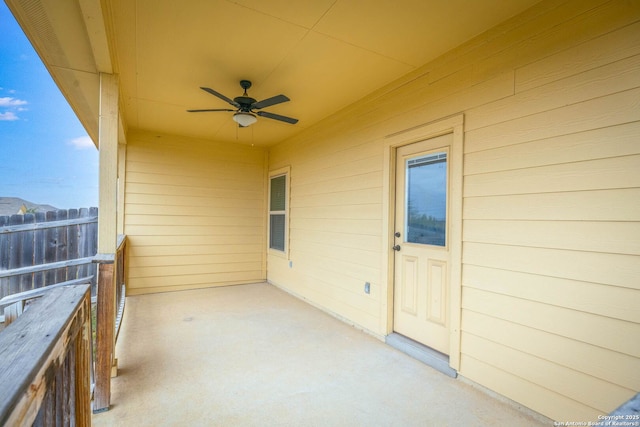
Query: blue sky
0 2 98 209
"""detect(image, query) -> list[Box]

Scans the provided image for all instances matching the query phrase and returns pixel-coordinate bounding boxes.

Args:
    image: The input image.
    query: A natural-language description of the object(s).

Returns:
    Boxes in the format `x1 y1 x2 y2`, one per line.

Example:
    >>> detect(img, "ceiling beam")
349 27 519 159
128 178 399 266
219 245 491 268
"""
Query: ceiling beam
78 0 112 73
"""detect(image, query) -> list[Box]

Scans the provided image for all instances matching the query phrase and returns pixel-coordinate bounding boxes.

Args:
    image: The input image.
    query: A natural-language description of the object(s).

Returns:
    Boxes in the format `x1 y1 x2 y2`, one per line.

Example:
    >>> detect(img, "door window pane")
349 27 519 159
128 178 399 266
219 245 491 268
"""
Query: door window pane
405 152 447 246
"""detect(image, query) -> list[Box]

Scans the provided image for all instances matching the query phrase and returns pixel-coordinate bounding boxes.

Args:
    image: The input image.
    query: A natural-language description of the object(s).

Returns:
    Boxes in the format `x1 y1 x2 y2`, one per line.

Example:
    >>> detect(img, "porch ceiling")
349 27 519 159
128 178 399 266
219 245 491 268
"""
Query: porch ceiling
8 0 541 147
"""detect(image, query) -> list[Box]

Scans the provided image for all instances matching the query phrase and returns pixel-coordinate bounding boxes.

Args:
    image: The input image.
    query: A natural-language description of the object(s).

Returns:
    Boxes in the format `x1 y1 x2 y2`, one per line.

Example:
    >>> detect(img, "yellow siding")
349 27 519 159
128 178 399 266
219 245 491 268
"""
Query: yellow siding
124 130 267 295
268 0 640 421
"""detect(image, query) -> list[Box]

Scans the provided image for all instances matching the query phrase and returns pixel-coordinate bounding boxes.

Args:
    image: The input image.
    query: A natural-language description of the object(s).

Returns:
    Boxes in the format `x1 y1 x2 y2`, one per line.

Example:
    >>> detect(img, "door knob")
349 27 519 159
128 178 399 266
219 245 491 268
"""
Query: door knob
392 245 401 251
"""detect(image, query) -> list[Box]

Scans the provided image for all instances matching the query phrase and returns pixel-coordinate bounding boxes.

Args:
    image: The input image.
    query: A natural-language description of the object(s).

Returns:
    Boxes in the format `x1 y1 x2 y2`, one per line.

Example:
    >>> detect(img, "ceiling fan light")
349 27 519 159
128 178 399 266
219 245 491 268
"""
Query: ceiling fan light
233 112 257 127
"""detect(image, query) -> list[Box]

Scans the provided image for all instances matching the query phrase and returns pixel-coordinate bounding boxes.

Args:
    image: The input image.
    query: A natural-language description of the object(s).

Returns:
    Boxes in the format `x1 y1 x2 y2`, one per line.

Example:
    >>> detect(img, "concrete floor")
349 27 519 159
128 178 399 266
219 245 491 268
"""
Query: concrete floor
92 282 550 427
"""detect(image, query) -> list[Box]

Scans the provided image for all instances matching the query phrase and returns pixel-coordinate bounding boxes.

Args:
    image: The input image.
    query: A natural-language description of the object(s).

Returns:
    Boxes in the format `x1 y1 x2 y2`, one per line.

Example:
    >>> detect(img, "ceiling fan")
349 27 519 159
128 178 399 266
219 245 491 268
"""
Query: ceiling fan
187 80 298 127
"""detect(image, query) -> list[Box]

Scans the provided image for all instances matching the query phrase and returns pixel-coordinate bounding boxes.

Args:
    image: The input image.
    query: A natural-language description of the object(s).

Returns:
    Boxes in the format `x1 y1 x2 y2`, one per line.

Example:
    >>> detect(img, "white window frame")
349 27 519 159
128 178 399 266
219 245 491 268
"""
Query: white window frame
268 166 290 258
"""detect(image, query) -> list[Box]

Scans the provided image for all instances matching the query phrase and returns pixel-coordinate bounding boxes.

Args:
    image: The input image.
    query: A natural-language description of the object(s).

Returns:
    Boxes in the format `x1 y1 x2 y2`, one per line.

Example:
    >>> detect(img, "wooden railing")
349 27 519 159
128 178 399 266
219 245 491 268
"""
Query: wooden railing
1 277 94 327
0 284 92 426
114 235 127 341
92 234 127 413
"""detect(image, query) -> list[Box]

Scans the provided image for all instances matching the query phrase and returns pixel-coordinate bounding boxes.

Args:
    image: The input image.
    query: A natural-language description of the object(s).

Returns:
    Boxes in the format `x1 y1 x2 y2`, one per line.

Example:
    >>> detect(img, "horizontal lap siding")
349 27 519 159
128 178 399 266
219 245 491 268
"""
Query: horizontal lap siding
124 131 266 295
269 0 640 421
270 135 385 332
458 0 640 420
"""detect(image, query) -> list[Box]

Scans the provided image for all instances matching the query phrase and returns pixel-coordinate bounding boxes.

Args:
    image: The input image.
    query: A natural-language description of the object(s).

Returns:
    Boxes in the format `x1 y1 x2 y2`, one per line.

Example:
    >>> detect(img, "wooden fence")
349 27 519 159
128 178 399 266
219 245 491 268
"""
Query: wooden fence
0 208 98 303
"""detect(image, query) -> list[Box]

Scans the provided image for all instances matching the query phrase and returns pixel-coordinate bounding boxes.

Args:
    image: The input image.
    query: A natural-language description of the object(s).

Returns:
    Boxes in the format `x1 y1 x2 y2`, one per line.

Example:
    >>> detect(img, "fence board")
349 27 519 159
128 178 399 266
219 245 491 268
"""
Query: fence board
0 216 7 299
34 211 46 288
20 214 35 292
77 208 89 289
44 211 57 287
68 209 79 282
55 210 68 284
8 215 23 295
87 208 98 295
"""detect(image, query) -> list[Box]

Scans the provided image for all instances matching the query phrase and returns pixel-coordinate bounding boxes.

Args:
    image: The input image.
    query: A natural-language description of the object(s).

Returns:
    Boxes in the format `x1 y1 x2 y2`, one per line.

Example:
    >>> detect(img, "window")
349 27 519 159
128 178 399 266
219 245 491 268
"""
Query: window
269 169 289 253
405 151 447 246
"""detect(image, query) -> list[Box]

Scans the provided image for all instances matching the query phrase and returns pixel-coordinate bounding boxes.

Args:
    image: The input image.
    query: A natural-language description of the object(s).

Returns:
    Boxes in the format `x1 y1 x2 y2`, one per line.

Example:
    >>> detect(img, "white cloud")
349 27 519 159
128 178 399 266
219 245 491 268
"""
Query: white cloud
0 112 18 121
0 96 27 120
0 97 28 107
68 135 95 150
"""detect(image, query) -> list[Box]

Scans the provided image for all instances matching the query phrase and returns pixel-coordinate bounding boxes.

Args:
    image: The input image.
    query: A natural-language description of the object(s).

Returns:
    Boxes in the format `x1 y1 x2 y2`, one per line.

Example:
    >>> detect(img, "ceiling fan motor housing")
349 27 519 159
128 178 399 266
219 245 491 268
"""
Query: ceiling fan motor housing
234 96 257 111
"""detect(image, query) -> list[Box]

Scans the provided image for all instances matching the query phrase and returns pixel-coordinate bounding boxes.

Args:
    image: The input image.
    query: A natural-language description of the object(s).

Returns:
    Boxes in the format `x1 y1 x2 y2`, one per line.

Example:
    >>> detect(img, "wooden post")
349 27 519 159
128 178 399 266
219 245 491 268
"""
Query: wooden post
93 258 115 413
75 297 93 426
117 130 127 236
93 72 120 413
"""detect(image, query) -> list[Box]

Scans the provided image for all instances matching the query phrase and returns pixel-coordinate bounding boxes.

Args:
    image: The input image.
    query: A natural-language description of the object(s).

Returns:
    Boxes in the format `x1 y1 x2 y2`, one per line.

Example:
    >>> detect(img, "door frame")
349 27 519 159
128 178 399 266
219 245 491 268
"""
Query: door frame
381 114 464 370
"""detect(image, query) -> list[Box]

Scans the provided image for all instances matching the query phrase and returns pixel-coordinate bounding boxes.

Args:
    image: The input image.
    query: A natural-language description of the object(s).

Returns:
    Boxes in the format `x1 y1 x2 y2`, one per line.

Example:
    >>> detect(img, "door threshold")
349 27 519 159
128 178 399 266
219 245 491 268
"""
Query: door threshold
386 333 457 378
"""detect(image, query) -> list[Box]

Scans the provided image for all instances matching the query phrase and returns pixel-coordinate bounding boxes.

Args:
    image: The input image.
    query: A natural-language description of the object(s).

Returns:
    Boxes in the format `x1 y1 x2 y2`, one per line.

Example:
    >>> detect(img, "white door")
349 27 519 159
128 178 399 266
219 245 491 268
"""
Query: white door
393 133 452 354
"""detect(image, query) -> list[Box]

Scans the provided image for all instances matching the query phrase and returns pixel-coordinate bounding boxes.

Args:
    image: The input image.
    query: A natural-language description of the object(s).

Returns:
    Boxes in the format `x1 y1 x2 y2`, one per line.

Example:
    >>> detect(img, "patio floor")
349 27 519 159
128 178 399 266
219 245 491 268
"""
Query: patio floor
91 282 550 426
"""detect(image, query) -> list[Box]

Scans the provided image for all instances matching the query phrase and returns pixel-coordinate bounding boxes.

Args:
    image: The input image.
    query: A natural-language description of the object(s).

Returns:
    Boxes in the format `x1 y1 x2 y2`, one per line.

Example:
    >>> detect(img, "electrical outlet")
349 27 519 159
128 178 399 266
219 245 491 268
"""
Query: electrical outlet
364 282 370 294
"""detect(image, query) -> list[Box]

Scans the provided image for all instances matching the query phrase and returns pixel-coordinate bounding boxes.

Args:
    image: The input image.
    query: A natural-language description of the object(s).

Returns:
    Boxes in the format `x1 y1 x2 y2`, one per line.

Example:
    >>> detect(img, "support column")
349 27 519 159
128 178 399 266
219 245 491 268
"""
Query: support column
98 73 119 256
117 140 126 235
93 72 119 413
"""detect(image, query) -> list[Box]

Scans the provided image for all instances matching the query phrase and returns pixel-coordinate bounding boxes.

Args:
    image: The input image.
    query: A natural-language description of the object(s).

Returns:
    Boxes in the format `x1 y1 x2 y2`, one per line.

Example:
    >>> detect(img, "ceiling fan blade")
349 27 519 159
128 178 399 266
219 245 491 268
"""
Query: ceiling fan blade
257 110 298 124
187 108 235 112
252 94 290 110
200 87 240 108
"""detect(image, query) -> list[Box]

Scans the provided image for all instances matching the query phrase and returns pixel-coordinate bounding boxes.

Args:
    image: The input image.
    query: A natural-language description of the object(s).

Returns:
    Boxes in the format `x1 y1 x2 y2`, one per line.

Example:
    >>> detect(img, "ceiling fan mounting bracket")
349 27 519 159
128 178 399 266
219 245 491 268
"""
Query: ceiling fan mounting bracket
239 80 252 91
236 80 256 109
